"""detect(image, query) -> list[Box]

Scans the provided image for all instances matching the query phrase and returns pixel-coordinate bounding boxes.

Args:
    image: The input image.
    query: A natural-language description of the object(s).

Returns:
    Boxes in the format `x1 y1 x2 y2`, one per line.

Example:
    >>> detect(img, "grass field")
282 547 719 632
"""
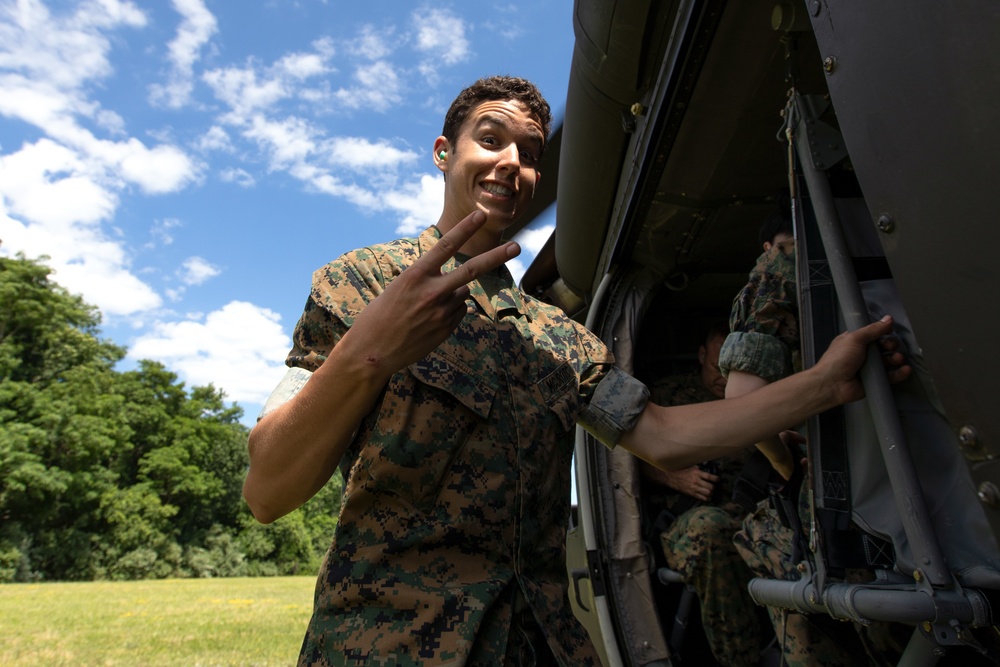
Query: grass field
1 576 317 666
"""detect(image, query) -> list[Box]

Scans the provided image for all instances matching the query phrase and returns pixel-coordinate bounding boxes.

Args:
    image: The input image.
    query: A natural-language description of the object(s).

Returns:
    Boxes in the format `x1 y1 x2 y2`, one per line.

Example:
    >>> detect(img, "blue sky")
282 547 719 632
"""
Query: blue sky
0 0 575 423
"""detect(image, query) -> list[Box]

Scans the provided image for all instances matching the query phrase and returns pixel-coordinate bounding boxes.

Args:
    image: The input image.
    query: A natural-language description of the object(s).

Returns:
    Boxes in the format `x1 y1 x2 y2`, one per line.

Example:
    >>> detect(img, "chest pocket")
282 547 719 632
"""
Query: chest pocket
360 348 497 511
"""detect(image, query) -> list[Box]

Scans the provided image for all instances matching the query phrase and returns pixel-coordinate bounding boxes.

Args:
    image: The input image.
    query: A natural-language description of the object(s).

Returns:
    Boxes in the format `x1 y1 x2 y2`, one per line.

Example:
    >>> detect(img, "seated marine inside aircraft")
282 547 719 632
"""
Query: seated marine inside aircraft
639 321 772 667
721 208 912 665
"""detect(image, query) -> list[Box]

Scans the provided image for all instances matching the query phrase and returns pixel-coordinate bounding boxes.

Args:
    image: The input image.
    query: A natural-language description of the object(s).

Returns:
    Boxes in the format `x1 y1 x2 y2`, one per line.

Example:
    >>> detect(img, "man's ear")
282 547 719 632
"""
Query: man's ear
433 136 450 173
530 171 542 199
698 345 706 365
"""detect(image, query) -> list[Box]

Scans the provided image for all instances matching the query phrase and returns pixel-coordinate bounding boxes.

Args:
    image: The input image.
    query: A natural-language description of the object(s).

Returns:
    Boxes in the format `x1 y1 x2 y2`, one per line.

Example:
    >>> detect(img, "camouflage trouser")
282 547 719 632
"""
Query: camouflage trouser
661 505 763 667
734 501 908 667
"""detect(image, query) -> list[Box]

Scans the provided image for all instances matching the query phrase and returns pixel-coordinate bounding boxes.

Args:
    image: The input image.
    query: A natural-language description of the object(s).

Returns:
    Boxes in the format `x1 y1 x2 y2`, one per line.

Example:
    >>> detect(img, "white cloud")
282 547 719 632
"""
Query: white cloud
412 7 470 81
149 217 182 246
514 223 553 257
0 139 162 316
55 253 163 316
203 39 335 121
1 198 162 318
198 25 431 233
149 0 218 108
277 50 329 80
312 36 336 60
219 166 255 187
204 64 290 118
505 257 527 285
307 172 381 209
326 136 418 171
195 125 233 153
0 0 205 320
387 173 444 236
0 139 114 226
0 0 145 89
0 1 194 203
0 76 199 183
78 0 147 28
345 24 394 61
243 114 319 169
332 60 402 112
114 138 201 194
483 6 524 41
178 256 221 285
95 108 126 135
127 301 292 405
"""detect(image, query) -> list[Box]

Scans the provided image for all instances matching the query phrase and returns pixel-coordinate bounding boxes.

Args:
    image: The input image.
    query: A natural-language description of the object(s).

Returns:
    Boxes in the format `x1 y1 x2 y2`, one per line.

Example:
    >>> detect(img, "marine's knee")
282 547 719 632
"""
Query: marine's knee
683 506 740 545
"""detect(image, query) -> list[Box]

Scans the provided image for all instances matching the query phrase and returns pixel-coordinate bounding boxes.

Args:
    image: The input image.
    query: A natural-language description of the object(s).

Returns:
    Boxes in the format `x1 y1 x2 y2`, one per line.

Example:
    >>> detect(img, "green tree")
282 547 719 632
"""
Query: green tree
0 253 342 581
0 252 122 383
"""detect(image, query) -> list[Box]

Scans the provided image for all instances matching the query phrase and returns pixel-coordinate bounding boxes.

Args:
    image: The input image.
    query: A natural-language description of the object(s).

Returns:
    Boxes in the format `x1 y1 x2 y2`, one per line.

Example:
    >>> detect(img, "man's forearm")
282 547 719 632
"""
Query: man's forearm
243 330 391 523
726 370 796 479
621 317 898 469
621 364 834 470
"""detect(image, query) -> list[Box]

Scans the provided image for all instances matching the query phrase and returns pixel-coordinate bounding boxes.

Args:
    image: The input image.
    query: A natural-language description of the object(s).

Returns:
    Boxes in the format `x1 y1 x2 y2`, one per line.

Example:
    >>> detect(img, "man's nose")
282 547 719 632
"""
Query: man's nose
496 143 521 171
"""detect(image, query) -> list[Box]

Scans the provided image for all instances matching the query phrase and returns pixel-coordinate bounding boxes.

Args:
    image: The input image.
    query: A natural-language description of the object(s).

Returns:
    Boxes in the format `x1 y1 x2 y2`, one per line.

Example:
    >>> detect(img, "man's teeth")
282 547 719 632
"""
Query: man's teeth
484 183 513 196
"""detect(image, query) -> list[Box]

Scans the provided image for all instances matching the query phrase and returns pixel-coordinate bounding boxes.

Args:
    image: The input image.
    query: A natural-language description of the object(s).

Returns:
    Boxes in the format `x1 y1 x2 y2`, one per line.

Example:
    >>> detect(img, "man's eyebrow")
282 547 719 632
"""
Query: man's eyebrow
474 114 545 147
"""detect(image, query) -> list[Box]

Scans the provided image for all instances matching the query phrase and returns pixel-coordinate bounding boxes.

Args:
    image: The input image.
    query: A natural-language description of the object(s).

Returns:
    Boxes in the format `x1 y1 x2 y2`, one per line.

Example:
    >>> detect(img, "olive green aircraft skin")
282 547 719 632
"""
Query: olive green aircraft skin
519 1 1000 665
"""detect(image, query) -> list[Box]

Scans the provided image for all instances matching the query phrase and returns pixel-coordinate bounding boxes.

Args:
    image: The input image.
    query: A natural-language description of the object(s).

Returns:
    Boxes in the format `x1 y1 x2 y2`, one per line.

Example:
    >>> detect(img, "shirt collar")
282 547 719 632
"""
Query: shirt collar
418 225 530 321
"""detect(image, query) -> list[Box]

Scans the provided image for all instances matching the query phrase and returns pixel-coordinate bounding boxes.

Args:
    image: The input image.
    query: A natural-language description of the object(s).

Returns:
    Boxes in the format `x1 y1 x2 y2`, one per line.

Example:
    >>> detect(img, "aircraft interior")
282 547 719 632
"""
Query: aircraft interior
514 1 1000 665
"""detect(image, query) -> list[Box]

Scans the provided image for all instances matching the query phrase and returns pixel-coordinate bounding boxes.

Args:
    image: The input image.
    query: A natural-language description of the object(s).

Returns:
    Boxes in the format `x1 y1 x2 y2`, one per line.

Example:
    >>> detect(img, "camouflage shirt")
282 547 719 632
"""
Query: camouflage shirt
719 246 799 383
284 226 649 666
645 373 748 518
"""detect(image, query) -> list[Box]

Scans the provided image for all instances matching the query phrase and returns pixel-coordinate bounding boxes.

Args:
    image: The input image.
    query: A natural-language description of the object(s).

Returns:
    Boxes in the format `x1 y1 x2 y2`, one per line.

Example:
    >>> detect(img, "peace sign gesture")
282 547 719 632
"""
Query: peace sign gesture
347 210 521 377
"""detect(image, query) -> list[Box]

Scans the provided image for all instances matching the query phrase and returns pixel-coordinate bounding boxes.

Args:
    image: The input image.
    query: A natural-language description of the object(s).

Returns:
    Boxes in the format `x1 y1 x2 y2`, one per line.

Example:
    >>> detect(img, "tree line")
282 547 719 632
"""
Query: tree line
0 253 341 582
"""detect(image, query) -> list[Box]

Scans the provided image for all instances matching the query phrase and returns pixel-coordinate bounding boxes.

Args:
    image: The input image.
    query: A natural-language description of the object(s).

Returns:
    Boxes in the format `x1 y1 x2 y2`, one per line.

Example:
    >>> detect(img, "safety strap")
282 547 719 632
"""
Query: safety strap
791 108 896 575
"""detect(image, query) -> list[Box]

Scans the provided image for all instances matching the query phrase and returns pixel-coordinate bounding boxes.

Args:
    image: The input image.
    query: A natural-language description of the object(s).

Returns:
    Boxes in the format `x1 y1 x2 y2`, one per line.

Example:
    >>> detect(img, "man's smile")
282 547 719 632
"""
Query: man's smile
482 181 515 197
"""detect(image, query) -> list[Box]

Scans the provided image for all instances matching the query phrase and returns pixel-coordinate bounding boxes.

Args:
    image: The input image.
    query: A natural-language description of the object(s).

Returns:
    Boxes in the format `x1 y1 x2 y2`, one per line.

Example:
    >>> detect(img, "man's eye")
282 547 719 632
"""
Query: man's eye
520 150 537 162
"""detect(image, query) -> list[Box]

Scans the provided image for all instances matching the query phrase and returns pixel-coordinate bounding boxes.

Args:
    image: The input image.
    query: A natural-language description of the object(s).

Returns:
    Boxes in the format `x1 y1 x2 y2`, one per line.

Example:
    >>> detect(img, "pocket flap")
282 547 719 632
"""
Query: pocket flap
409 349 497 419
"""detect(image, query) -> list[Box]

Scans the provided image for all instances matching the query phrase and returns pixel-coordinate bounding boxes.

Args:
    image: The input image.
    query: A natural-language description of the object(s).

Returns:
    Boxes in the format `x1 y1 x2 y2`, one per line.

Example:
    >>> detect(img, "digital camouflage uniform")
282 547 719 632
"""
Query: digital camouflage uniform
278 226 650 667
645 373 760 667
720 247 906 666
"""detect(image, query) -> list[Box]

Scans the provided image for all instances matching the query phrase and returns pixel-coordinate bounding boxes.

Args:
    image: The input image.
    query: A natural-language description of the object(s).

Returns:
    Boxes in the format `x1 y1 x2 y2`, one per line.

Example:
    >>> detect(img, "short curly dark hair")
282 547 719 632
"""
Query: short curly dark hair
757 206 794 248
441 75 552 154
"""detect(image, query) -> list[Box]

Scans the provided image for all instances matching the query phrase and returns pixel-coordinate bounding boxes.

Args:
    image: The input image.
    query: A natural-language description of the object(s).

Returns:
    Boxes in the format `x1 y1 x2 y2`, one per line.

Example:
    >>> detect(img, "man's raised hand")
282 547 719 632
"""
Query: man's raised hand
346 211 520 377
815 316 912 406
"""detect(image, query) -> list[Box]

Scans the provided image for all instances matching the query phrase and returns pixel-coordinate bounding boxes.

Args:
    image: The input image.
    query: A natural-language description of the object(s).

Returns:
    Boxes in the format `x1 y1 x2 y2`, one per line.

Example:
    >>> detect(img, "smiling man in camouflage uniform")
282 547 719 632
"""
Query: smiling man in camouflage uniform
242 76 906 667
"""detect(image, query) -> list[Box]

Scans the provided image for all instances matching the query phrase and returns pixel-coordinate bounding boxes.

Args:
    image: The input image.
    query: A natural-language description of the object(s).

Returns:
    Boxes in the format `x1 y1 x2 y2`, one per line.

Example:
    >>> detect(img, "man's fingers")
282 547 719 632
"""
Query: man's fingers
852 315 894 344
420 211 490 270
847 316 913 385
440 241 520 291
415 210 521 290
878 336 901 354
887 366 913 384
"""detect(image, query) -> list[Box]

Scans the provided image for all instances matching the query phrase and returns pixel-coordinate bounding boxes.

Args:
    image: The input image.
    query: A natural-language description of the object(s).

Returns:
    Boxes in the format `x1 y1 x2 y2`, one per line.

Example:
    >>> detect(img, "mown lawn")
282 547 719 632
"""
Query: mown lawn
1 576 317 666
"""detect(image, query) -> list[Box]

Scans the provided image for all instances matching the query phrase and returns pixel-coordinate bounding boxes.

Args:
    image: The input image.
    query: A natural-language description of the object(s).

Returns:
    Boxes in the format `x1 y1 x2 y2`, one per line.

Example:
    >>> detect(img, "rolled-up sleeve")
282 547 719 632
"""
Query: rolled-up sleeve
721 247 799 382
718 331 793 383
577 366 650 448
257 367 314 421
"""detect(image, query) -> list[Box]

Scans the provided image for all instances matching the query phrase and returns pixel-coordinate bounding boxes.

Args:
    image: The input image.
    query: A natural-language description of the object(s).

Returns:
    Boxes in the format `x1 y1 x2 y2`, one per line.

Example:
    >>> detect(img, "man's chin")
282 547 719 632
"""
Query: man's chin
480 208 520 229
